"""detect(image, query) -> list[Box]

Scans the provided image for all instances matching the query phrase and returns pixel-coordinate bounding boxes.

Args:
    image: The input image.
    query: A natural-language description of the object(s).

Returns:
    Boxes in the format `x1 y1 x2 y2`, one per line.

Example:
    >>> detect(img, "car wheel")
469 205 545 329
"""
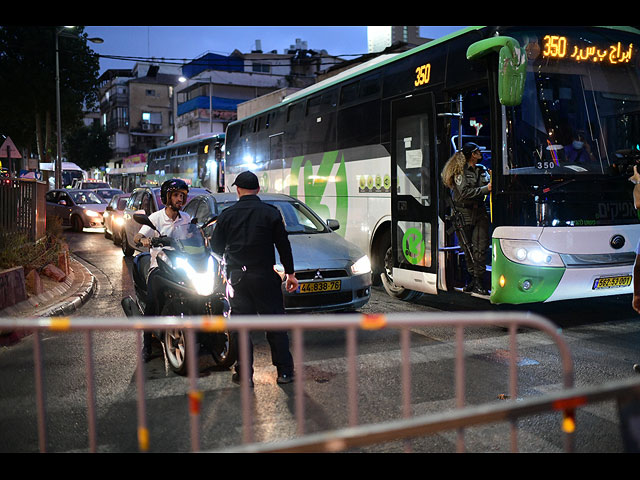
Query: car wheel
121 232 134 257
71 215 84 232
113 230 122 246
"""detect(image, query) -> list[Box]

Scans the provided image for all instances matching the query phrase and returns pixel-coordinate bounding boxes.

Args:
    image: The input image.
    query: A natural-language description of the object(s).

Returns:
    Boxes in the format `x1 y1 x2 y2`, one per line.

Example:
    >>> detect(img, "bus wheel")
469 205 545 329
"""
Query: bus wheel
380 245 423 301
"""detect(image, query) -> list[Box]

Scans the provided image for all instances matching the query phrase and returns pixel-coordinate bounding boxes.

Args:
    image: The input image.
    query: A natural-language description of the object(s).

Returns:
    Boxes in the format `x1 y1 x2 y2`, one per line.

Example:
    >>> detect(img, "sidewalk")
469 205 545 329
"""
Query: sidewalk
0 254 96 346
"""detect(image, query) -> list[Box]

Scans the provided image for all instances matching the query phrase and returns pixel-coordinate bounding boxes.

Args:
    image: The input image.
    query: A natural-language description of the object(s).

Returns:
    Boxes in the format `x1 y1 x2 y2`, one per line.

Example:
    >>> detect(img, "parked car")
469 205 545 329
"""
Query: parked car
183 193 372 312
45 189 107 232
103 193 131 245
120 185 211 256
93 188 124 203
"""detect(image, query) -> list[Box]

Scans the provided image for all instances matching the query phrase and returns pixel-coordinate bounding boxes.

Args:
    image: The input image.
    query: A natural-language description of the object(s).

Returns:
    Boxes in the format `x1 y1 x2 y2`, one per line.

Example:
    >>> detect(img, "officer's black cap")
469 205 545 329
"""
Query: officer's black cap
232 171 259 189
461 142 481 156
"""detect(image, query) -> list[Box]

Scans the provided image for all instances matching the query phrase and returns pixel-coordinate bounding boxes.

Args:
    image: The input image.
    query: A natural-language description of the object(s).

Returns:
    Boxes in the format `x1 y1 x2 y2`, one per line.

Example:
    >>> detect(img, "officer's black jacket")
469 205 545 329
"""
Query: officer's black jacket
211 194 295 274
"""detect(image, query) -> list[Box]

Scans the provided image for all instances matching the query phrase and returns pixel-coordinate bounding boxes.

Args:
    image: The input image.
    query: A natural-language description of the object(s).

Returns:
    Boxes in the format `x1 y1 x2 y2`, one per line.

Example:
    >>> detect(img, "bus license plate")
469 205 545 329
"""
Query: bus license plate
592 275 632 290
298 280 341 294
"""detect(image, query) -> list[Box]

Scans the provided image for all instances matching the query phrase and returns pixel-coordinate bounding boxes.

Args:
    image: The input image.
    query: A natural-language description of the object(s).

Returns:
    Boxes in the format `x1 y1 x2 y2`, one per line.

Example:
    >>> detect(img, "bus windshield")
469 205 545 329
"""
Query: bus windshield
504 27 640 177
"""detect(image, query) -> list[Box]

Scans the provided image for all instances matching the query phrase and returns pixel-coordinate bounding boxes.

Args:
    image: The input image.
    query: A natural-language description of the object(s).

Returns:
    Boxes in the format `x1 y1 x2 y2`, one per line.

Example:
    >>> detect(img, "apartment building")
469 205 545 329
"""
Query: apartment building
98 40 344 164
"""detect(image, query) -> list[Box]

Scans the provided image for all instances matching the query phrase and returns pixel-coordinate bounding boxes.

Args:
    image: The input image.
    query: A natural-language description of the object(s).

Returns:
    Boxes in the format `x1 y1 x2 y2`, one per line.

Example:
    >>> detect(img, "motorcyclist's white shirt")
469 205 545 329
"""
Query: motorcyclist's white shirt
140 208 192 269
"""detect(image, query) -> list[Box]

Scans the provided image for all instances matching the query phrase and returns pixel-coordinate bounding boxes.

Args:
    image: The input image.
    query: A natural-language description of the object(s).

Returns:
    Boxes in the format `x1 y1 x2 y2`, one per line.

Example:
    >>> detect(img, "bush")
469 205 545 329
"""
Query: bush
0 217 64 271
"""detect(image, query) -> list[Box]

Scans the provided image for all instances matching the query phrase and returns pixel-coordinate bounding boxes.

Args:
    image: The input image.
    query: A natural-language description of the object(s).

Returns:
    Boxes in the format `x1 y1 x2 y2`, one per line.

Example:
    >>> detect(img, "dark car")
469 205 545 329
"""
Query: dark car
45 189 107 232
103 193 131 245
184 193 372 312
120 185 211 256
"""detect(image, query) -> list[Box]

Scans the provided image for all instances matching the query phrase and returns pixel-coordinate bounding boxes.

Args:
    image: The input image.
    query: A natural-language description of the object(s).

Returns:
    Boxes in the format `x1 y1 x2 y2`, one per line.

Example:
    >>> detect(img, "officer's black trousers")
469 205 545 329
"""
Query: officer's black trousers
229 269 294 378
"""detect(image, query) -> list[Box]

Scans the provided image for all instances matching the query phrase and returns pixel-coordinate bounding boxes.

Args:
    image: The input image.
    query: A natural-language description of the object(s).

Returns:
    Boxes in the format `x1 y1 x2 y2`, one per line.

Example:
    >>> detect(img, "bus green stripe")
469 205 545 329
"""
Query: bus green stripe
490 238 565 304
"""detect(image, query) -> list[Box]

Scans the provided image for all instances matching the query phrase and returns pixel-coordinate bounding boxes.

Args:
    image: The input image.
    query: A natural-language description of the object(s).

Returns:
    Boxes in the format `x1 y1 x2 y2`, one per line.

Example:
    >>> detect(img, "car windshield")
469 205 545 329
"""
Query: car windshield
504 27 640 177
70 190 104 205
96 189 122 201
172 223 207 255
216 198 328 234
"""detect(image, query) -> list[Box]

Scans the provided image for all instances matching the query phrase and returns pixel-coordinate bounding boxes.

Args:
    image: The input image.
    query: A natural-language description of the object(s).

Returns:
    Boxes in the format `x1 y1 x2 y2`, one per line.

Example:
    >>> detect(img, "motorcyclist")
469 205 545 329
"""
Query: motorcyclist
133 178 192 361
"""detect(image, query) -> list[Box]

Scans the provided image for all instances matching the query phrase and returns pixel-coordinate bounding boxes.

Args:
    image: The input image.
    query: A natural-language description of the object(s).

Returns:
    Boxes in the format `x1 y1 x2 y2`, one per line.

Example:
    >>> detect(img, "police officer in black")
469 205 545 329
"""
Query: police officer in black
441 142 491 295
211 171 298 386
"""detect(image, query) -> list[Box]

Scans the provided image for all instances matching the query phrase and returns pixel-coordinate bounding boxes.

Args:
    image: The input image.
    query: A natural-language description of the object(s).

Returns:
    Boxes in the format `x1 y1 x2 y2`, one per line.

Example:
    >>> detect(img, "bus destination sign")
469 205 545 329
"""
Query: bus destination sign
542 35 634 64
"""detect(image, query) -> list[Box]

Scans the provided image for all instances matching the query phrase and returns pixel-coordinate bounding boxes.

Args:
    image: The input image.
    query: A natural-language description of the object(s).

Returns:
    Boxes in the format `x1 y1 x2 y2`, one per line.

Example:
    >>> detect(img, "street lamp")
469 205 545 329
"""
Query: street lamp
54 26 104 189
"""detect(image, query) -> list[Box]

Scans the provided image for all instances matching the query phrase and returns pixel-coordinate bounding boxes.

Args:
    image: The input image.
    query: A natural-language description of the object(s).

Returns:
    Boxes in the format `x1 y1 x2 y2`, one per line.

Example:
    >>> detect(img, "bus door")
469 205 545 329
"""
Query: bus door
390 92 438 295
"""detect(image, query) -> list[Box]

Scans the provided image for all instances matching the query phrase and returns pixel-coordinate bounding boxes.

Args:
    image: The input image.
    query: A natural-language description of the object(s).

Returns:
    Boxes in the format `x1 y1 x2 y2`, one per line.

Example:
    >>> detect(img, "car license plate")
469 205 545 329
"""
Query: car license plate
298 280 341 293
592 275 632 290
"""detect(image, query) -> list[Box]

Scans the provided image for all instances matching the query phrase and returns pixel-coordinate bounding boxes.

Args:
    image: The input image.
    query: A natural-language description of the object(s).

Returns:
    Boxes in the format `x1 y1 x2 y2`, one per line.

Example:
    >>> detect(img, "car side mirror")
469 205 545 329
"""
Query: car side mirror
58 199 67 206
326 219 340 231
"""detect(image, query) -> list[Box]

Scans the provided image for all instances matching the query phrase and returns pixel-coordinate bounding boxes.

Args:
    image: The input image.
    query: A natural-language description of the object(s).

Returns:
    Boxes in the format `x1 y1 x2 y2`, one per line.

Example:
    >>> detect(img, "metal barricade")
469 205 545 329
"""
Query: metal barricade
1 311 639 452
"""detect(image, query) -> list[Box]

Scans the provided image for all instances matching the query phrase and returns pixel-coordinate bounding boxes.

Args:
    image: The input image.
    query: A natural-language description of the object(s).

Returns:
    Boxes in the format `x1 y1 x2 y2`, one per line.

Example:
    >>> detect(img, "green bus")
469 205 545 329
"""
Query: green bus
224 26 640 305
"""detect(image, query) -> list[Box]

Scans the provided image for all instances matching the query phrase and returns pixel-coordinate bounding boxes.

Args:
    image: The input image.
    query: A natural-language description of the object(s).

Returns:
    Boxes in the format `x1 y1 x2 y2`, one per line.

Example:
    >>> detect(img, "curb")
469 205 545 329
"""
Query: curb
0 254 96 346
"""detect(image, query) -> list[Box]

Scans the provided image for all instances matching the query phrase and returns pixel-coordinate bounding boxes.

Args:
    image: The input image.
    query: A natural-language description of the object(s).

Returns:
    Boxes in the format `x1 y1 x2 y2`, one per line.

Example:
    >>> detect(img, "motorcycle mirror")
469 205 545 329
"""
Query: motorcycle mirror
202 213 218 228
133 213 157 231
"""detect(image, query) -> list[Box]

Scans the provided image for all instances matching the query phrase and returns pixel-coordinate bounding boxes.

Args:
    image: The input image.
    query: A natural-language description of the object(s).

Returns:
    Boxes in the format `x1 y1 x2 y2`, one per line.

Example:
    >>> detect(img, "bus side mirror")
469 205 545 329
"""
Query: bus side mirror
467 36 526 107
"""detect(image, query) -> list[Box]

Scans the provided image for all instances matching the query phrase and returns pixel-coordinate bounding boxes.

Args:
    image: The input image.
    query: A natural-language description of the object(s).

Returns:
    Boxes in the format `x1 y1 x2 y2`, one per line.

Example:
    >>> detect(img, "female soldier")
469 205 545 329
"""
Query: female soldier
441 142 492 295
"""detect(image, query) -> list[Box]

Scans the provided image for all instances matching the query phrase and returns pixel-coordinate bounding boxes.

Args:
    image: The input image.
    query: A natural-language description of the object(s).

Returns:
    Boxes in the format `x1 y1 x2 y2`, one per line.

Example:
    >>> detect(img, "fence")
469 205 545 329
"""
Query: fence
0 177 47 242
1 311 639 453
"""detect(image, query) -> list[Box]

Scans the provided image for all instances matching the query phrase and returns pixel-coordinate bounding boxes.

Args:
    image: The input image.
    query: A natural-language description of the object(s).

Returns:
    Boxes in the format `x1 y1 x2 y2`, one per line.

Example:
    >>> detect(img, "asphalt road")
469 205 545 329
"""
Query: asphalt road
1 228 640 453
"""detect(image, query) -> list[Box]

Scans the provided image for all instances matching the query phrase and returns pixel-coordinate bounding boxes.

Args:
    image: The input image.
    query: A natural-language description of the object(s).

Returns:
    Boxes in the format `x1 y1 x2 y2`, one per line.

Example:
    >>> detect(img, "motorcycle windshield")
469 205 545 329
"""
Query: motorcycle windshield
172 223 207 255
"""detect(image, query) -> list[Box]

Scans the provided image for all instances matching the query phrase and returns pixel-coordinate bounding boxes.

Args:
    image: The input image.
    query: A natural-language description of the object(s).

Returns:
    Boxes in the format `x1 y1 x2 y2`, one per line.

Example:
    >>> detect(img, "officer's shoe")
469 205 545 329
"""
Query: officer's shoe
463 280 475 293
472 279 489 296
232 372 254 388
277 373 294 384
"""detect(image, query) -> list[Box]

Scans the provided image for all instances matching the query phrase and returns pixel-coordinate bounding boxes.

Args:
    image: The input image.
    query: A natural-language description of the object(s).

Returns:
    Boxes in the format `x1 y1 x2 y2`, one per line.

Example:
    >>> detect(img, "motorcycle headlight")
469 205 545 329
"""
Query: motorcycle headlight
351 255 372 275
175 255 216 296
499 239 564 267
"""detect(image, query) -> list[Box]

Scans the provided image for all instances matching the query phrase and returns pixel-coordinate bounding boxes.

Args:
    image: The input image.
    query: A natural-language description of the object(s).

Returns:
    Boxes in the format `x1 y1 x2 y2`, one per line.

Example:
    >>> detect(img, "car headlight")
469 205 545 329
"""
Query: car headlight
84 209 100 217
113 216 124 226
499 239 564 267
351 255 372 275
175 255 215 296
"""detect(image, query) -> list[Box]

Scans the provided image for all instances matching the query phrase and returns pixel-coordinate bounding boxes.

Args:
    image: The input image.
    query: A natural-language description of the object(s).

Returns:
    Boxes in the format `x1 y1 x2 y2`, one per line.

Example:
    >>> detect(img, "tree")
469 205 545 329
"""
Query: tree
64 122 112 170
0 26 100 161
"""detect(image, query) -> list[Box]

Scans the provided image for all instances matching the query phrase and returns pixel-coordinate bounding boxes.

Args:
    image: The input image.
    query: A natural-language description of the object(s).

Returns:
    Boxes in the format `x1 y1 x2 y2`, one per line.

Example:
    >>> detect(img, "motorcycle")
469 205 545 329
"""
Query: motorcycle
121 212 236 375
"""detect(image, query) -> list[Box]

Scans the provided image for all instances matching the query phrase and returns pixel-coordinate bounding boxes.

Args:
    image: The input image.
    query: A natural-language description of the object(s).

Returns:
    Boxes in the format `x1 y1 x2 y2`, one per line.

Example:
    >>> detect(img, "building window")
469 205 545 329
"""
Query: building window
252 63 271 73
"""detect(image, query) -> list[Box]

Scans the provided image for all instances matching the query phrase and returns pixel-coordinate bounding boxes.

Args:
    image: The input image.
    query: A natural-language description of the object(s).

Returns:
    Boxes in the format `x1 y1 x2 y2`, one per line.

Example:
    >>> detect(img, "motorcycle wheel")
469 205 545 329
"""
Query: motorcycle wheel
161 302 189 375
164 328 188 375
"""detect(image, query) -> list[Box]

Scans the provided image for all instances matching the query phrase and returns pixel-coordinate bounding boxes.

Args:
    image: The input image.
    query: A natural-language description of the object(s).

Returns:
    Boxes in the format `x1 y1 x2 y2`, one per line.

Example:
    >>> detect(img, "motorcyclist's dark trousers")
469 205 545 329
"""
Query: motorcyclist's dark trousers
142 268 160 354
228 268 294 379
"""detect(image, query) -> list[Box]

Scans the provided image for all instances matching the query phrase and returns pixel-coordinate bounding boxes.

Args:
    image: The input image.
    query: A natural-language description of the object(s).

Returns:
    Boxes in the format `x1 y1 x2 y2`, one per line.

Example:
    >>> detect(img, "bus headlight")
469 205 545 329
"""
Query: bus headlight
500 239 564 267
351 255 372 275
175 255 215 296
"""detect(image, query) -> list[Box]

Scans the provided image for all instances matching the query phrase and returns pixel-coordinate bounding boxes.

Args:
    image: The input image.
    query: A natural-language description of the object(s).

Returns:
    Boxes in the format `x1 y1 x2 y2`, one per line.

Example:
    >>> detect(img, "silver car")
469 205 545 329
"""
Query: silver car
45 189 107 232
184 193 372 312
